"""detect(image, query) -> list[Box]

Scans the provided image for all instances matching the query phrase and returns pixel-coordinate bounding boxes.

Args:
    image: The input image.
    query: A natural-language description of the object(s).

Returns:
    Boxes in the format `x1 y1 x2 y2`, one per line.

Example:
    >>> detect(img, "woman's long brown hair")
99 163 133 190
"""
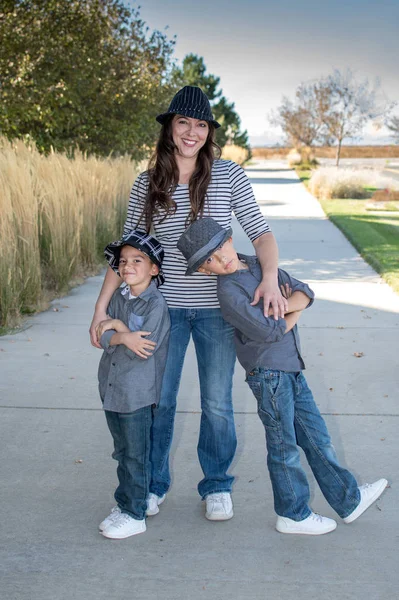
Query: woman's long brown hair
139 115 221 232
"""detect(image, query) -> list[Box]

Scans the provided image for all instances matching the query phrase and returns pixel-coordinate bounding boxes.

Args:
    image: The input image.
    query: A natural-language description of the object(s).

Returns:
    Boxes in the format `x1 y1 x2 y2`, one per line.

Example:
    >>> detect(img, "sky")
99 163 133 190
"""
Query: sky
129 0 399 145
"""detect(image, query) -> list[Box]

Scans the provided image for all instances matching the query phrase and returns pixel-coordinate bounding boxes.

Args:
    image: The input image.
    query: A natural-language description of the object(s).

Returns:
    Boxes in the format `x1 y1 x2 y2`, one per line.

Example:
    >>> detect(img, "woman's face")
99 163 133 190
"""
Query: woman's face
171 115 209 161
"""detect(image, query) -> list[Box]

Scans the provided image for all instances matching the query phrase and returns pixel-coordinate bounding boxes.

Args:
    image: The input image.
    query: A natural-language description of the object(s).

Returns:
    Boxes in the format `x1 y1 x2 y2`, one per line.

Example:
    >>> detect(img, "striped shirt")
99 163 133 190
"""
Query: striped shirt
123 159 271 308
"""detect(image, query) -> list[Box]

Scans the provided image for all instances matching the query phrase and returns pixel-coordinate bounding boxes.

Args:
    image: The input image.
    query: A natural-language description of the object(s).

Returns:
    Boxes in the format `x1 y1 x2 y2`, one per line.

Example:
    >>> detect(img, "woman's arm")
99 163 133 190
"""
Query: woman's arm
90 173 147 348
252 232 288 320
228 163 286 320
89 266 121 348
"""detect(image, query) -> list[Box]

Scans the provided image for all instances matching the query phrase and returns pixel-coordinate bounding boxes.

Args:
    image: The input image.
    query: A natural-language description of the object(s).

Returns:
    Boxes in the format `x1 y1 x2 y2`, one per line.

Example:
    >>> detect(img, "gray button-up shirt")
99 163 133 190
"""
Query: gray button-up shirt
98 281 170 413
217 255 314 375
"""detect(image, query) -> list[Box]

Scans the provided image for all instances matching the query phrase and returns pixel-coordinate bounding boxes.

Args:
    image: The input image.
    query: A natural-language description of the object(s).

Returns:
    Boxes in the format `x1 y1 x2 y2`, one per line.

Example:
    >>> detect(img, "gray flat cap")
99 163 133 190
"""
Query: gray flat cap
177 218 232 276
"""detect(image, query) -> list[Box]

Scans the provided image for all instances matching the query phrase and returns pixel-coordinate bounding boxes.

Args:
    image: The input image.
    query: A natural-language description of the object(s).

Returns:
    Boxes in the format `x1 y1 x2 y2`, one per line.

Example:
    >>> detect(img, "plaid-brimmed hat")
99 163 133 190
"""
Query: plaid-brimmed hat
177 218 232 276
104 229 165 287
156 86 220 129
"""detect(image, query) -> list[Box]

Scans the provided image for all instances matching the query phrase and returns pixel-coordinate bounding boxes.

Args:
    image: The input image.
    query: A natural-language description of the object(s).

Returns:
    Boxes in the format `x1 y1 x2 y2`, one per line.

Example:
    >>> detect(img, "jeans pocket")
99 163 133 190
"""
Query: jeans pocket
265 371 281 397
246 378 262 402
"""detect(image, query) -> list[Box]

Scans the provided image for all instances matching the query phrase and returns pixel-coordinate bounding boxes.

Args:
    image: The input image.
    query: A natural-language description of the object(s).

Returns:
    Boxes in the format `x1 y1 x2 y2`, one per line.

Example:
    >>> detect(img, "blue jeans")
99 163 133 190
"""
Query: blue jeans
105 405 153 520
150 308 237 499
246 369 360 520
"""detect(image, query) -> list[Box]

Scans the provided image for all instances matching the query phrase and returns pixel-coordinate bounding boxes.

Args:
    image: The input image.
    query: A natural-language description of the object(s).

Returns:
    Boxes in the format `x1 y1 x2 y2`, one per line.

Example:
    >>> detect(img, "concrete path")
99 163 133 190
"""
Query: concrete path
1 159 398 600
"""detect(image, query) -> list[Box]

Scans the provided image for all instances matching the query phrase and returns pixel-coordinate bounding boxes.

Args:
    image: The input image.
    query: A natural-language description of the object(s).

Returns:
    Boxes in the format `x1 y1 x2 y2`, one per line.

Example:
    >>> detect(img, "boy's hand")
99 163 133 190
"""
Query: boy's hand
121 331 157 359
280 283 292 299
96 318 129 339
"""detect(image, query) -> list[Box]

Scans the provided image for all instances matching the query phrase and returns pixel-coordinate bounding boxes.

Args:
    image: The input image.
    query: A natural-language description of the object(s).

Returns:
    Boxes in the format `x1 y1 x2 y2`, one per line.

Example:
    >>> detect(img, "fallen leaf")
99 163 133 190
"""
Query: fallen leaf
380 438 385 441
27 338 32 342
384 395 388 398
69 376 75 380
53 307 59 312
74 459 83 464
61 305 69 308
353 352 364 358
0 348 6 352
329 388 333 391
319 352 324 356
336 326 344 329
44 353 50 357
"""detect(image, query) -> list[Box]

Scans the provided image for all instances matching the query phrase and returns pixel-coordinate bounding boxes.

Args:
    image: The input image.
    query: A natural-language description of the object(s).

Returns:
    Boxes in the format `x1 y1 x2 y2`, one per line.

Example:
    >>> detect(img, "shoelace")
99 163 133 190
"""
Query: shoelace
310 513 324 523
208 493 229 505
113 514 132 529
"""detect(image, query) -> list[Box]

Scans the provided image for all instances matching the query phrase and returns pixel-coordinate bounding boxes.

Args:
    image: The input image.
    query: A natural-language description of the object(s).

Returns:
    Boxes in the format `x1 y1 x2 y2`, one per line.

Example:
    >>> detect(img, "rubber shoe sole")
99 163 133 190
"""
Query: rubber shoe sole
343 478 388 524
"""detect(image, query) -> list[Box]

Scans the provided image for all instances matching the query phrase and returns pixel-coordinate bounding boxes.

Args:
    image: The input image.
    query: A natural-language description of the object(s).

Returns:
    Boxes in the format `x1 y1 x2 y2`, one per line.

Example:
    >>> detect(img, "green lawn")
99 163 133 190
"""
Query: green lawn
318 198 399 294
294 168 399 293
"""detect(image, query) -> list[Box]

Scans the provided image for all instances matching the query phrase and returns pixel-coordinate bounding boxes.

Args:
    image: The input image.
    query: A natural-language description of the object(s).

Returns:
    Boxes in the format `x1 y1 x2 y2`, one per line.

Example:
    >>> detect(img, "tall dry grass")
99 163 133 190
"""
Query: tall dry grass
0 138 139 327
221 144 251 165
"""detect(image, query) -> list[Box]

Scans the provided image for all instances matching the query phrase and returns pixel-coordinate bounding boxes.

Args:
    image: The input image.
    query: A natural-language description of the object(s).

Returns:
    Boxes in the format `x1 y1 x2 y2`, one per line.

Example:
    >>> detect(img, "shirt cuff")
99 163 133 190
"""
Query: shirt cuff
100 330 117 354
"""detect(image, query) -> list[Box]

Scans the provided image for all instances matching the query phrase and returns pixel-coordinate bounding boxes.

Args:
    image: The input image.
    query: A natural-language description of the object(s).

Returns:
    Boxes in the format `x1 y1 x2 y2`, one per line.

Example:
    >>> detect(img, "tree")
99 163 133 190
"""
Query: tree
273 70 387 166
316 70 386 166
387 116 399 143
270 83 331 162
172 54 250 150
0 0 176 158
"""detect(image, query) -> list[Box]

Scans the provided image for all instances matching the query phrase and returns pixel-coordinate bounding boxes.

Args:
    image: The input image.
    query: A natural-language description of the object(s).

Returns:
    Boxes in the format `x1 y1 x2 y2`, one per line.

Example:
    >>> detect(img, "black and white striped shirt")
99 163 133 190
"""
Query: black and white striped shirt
123 160 271 308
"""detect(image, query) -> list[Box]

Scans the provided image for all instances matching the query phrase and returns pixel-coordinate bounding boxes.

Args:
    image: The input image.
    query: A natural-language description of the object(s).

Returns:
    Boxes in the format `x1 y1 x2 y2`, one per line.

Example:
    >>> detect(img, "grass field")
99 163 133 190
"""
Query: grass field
319 198 399 293
295 168 399 293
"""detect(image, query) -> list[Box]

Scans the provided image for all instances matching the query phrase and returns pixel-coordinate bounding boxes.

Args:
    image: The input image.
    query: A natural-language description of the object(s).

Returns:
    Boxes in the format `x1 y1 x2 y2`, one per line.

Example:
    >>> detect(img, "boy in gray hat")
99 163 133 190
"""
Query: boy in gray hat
96 230 170 539
177 217 387 536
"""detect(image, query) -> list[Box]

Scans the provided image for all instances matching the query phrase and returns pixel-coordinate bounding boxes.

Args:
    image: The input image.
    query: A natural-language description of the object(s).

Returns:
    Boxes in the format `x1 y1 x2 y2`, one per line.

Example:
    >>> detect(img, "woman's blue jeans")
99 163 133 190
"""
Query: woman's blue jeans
149 308 237 499
246 369 360 520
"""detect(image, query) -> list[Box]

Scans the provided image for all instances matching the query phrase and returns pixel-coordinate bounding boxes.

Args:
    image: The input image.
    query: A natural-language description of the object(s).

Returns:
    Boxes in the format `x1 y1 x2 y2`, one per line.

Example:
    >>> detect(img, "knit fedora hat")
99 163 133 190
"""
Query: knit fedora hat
104 229 165 287
177 218 232 276
156 86 221 128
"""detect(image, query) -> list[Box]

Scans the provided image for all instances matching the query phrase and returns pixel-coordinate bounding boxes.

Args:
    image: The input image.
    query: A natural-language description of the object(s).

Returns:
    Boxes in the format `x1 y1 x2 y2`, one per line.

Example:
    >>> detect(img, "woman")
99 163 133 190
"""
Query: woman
90 86 286 521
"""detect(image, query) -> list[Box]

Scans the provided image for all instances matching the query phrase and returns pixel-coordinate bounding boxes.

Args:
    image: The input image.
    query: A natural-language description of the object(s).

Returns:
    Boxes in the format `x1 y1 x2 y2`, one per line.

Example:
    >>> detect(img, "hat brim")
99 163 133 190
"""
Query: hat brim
184 227 233 276
156 110 221 129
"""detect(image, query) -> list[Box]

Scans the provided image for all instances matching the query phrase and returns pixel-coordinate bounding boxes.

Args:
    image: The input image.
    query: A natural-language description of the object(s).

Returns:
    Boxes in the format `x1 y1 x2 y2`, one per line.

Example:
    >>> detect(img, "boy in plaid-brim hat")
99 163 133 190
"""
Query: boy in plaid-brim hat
95 229 170 540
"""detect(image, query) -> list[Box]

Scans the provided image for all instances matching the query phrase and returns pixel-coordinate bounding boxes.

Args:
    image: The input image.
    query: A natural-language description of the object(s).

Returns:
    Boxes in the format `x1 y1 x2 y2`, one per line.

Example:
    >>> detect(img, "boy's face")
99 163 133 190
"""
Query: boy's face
118 245 159 290
198 238 239 276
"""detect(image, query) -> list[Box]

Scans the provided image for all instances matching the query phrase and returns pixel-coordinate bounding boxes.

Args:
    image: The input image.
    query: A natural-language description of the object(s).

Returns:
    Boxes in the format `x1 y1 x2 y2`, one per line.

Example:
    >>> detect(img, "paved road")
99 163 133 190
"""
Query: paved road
1 159 398 600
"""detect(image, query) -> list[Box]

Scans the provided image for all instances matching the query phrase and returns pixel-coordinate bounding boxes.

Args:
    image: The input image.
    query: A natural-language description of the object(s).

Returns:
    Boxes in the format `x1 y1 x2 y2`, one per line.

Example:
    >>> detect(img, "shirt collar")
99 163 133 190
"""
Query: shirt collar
120 280 157 302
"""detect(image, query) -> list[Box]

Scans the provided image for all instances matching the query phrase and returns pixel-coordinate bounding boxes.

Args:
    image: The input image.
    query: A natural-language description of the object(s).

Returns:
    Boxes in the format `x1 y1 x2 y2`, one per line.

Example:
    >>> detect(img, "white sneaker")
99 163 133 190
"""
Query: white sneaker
101 513 146 539
343 478 388 524
276 512 337 535
99 506 121 532
146 493 166 517
205 492 234 521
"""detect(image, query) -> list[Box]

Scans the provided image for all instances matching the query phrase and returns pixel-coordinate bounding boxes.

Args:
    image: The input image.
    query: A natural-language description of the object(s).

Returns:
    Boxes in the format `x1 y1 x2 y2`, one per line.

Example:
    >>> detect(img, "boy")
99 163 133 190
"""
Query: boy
96 230 170 539
177 218 388 535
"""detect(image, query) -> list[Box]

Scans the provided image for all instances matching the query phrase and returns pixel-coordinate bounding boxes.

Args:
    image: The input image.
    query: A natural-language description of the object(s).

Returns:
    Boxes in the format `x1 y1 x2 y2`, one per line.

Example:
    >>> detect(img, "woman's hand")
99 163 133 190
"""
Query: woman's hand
251 273 288 319
90 309 108 348
122 331 157 359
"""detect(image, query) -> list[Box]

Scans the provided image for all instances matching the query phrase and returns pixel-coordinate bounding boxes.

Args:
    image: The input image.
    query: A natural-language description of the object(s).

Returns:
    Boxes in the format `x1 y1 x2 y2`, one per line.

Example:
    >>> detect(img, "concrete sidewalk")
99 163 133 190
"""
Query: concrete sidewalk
1 159 397 600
